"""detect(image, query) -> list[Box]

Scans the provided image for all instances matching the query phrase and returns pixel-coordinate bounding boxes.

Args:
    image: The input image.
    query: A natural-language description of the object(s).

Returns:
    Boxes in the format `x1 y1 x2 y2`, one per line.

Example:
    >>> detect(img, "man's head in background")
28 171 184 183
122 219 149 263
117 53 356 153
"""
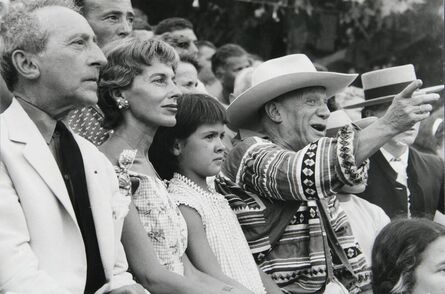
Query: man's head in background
176 53 200 94
75 0 134 48
196 40 216 85
211 43 250 104
156 31 198 58
154 17 197 42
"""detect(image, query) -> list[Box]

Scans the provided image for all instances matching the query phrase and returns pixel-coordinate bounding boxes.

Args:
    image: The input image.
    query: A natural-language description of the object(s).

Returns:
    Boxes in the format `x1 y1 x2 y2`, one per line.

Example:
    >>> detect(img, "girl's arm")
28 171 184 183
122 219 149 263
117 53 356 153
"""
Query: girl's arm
122 203 237 294
179 205 254 294
182 253 249 294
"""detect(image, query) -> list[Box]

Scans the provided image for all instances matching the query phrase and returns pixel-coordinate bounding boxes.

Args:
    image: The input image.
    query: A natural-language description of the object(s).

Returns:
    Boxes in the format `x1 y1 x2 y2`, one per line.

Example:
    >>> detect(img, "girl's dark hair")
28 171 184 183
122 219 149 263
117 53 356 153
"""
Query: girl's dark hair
372 218 445 294
149 93 227 180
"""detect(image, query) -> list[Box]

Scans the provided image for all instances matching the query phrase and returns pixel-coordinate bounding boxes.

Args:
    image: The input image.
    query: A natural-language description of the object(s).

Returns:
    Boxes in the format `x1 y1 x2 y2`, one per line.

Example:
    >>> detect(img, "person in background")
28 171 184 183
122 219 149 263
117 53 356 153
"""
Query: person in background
215 53 439 293
413 106 444 159
132 8 153 40
154 17 197 42
336 86 366 121
156 31 198 58
175 54 201 94
325 110 391 264
229 66 255 105
150 93 283 293
196 40 221 96
372 218 445 294
228 66 256 148
97 37 253 294
211 43 250 107
68 0 135 146
0 1 144 292
346 65 445 221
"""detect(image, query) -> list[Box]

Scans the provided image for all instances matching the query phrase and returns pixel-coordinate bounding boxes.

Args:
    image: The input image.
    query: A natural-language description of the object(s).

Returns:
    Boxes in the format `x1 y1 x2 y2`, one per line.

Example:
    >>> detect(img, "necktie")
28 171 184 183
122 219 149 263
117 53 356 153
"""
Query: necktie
390 157 411 217
56 121 106 293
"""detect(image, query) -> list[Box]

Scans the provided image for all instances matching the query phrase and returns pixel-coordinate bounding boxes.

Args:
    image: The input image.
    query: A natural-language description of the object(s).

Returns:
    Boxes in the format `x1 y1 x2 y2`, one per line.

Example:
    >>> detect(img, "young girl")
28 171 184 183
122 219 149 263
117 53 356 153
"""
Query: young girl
150 93 282 294
98 37 251 294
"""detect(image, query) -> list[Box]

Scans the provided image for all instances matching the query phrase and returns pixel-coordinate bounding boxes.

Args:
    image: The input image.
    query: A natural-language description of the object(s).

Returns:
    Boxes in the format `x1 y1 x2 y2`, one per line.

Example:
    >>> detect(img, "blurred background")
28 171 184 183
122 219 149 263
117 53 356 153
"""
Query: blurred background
132 0 443 87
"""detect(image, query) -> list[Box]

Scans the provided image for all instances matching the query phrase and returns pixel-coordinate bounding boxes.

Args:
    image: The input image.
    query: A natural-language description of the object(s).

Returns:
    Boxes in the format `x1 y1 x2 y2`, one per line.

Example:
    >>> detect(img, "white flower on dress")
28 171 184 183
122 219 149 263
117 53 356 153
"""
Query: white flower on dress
111 191 131 221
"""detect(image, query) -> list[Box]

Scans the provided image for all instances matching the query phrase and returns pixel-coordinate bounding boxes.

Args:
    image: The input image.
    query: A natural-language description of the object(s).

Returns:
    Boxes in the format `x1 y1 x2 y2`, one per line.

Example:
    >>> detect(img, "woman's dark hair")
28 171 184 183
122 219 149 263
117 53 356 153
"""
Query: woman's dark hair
149 93 227 180
372 218 445 293
98 37 178 130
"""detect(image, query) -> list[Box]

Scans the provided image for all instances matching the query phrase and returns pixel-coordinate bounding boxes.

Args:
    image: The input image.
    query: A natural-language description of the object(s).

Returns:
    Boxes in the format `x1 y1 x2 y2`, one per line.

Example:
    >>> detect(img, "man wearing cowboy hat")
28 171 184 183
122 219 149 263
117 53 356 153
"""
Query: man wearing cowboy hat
216 54 439 293
344 65 444 221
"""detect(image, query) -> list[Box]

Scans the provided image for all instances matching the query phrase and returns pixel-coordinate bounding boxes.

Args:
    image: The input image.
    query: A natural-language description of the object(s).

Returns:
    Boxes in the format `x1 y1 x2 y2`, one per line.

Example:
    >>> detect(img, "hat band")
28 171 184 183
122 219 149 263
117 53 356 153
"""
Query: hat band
364 81 412 100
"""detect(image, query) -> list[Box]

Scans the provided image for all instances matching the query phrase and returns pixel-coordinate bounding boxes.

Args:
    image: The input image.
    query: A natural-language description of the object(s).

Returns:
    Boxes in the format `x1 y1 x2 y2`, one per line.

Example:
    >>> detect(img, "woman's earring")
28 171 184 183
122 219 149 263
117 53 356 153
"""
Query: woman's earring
116 97 129 110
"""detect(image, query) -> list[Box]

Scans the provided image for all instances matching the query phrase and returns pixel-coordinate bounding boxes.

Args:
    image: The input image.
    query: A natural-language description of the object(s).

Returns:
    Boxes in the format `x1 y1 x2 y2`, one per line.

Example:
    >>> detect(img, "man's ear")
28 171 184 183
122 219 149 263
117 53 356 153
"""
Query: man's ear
264 100 283 123
11 50 40 80
171 139 183 156
214 67 224 80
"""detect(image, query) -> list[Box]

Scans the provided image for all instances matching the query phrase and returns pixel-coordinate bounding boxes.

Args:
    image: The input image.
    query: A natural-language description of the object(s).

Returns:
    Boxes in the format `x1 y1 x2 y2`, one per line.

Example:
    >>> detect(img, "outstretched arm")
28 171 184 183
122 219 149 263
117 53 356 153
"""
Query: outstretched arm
355 80 439 165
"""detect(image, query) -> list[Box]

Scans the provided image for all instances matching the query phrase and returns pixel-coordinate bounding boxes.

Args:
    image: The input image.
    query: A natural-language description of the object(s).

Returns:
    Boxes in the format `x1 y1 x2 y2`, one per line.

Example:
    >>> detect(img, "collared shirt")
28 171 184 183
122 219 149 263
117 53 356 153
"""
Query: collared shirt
380 147 409 186
15 96 62 166
380 147 411 217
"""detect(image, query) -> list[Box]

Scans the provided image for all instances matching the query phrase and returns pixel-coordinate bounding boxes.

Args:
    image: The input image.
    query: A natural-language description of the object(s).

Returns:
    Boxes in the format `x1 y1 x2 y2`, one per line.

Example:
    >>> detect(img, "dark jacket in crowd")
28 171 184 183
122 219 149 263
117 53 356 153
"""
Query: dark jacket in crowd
357 148 444 219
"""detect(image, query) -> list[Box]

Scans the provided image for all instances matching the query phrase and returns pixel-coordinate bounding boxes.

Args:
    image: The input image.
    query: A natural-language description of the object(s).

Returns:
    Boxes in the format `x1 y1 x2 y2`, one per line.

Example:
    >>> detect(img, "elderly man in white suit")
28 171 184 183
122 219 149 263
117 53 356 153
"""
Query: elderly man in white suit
0 1 144 293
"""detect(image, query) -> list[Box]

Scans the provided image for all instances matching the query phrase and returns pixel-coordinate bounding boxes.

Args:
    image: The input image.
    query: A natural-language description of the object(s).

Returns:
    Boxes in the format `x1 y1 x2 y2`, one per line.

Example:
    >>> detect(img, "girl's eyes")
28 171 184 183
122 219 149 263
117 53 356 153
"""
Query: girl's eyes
204 133 224 140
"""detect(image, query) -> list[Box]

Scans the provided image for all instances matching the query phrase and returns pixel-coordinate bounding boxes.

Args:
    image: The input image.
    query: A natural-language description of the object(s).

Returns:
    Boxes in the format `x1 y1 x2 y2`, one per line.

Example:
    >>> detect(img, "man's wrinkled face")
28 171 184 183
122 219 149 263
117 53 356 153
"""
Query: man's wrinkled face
275 87 330 150
33 6 107 115
84 0 134 48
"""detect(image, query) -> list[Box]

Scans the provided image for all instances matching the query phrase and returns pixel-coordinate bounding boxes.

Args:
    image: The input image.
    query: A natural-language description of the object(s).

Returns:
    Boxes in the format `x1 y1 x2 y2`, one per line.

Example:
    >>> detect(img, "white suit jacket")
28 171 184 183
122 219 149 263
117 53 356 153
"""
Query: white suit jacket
0 99 135 293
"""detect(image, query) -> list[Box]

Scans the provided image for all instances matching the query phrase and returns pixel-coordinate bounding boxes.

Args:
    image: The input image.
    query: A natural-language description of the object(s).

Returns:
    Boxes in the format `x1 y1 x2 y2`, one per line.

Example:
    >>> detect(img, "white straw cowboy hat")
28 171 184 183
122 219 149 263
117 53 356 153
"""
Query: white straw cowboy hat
343 64 444 109
325 110 377 137
227 54 358 131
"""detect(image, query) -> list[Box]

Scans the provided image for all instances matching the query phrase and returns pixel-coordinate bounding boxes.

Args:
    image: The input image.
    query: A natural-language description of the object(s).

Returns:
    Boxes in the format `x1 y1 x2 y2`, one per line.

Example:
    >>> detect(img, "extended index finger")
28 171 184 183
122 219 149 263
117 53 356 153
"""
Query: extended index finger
398 79 423 99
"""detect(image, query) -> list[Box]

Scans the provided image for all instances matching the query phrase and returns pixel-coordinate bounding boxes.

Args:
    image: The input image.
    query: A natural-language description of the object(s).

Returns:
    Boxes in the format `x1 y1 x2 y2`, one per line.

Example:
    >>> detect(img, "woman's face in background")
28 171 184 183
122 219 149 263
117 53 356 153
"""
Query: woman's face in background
412 236 445 294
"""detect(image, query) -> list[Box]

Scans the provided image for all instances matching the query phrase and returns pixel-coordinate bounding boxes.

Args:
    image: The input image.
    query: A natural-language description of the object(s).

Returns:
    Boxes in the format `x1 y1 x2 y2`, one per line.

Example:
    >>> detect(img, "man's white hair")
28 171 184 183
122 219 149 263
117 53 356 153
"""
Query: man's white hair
0 0 79 91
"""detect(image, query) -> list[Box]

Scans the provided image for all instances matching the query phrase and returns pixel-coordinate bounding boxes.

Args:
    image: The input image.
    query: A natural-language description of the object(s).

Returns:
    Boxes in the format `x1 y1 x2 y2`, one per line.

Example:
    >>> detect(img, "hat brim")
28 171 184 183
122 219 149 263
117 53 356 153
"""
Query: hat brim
343 84 444 109
227 71 358 131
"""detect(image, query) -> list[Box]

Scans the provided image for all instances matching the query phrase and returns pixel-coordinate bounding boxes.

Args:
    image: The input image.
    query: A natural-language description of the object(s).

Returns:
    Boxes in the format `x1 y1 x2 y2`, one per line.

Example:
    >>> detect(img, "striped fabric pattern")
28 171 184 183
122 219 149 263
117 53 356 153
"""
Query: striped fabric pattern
216 127 371 293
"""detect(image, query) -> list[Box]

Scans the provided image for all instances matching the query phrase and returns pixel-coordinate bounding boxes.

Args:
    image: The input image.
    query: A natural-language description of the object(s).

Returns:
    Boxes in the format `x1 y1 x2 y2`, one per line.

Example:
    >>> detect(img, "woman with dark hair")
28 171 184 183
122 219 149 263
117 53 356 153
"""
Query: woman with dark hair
372 218 445 294
150 93 282 294
98 37 252 294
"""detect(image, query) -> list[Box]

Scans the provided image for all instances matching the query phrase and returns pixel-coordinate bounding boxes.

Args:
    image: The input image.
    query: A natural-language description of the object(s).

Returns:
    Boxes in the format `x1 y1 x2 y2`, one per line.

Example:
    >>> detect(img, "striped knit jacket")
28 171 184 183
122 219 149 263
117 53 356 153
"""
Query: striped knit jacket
216 126 372 293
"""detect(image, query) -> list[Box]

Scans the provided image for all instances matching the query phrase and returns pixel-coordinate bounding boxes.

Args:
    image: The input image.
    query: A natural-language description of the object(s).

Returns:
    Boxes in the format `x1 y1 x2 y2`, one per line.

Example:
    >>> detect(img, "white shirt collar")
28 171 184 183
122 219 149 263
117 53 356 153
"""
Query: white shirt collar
380 147 409 166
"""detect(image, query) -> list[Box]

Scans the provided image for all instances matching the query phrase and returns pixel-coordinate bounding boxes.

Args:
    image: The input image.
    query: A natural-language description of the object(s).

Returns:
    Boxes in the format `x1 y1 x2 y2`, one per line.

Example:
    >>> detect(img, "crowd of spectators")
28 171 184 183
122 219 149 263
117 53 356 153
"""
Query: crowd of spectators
0 0 444 293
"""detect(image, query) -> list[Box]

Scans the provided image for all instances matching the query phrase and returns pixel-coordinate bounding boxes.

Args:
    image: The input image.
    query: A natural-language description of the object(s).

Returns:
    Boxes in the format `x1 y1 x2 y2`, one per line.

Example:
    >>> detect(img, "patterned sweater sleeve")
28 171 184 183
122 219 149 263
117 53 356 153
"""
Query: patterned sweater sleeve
220 125 368 201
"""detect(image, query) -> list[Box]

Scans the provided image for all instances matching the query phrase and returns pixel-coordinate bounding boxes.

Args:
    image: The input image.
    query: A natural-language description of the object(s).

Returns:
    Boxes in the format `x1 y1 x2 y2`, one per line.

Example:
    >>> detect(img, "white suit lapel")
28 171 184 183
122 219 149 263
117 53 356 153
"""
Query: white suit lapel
3 99 78 224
